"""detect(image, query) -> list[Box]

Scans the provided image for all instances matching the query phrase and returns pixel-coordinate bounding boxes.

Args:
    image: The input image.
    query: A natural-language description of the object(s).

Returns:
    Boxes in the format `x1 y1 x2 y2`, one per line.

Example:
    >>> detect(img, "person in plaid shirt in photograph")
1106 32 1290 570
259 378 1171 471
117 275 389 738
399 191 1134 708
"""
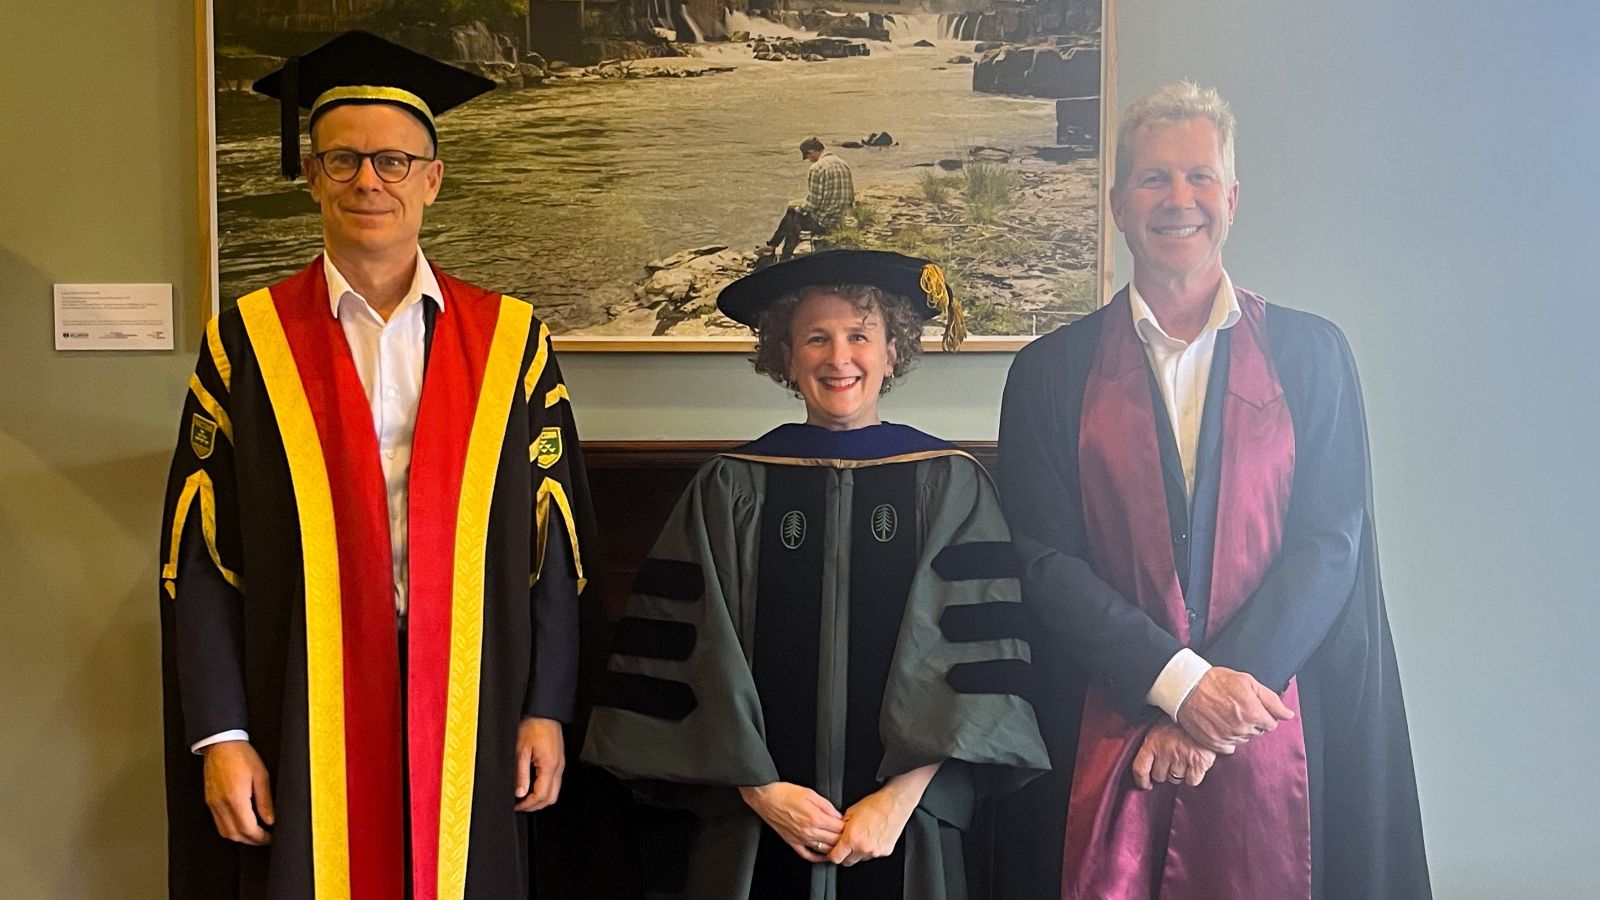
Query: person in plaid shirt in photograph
764 137 855 261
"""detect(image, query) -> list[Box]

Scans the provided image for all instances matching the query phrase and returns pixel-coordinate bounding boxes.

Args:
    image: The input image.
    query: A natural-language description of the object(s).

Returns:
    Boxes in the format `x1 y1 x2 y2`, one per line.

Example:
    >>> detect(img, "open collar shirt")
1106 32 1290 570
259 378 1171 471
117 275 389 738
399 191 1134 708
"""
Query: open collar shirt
324 247 442 620
1128 272 1242 719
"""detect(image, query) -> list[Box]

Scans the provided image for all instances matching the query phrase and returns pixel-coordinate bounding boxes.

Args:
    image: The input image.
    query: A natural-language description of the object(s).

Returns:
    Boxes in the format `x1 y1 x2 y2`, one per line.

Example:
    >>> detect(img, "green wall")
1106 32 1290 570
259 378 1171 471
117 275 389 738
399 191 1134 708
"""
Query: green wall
1 1 1594 896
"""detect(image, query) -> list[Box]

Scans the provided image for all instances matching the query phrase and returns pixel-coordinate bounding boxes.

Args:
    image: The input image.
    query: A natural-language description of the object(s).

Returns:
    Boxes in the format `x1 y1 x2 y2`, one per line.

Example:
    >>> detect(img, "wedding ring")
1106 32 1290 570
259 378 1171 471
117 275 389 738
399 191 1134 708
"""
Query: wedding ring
815 841 827 852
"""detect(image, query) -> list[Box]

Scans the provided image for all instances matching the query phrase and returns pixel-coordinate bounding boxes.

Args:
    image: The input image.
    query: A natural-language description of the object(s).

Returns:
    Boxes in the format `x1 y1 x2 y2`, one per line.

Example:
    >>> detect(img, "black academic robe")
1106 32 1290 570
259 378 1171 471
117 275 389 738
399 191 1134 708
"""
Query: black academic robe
991 295 1430 899
158 261 595 899
583 423 1050 900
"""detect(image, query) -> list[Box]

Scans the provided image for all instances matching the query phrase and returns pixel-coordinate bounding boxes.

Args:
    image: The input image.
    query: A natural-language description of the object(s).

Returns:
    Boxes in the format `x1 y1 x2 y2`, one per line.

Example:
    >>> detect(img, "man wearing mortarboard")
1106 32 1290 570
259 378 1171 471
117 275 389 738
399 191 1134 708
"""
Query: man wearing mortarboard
156 31 596 900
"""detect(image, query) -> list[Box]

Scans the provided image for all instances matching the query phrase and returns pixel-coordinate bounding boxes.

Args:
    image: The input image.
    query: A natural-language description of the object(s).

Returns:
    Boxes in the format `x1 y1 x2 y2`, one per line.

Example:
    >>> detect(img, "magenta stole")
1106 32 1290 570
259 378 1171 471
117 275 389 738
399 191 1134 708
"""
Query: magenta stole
1061 291 1311 900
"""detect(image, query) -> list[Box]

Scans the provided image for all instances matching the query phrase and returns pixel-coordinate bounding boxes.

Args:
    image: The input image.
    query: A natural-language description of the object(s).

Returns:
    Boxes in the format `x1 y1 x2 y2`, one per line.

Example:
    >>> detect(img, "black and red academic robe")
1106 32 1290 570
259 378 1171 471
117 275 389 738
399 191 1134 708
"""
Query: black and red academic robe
157 258 595 900
989 289 1430 899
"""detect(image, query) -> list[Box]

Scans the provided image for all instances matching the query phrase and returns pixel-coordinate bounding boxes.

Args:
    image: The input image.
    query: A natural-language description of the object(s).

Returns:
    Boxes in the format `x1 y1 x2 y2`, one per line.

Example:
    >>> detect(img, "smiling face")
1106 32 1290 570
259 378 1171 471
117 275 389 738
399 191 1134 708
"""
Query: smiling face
786 289 896 432
304 103 443 262
1111 116 1239 291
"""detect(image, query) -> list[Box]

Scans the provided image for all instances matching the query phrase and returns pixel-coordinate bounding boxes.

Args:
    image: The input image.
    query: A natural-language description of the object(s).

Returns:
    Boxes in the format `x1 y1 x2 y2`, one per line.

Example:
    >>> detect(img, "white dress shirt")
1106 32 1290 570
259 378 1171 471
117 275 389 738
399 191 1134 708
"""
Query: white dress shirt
194 248 440 753
1131 274 1243 719
324 249 442 622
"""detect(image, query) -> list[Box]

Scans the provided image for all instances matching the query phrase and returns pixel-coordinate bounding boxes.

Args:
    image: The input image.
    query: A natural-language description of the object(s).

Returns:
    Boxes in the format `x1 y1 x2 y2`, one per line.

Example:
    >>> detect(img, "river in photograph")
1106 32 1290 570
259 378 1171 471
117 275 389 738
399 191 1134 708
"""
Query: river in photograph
215 20 1062 332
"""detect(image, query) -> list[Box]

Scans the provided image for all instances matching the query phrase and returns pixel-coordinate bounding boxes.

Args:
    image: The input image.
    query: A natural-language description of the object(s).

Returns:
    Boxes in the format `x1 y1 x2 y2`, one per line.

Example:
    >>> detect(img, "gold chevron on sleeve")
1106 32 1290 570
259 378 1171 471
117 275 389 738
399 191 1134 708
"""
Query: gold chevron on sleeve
206 316 232 391
162 469 242 591
188 374 234 444
522 320 551 403
532 476 587 594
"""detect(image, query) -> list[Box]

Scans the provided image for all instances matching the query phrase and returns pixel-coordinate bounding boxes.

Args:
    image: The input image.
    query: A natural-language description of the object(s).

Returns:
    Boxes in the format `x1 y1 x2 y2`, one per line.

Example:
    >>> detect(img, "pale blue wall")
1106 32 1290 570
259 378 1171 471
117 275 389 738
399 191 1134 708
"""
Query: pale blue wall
1106 5 1599 896
0 1 1594 896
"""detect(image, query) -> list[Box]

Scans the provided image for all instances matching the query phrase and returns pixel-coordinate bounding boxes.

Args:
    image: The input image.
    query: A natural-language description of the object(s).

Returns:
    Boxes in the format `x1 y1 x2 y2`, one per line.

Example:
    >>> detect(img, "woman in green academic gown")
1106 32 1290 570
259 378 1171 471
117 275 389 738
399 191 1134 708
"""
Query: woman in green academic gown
583 251 1049 900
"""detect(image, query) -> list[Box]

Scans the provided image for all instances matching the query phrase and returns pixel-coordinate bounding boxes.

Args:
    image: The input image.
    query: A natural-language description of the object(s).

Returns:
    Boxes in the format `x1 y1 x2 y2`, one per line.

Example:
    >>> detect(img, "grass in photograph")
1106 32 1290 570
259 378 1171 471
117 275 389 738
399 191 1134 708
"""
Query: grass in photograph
851 201 880 232
918 170 953 207
1052 269 1099 316
961 161 1022 223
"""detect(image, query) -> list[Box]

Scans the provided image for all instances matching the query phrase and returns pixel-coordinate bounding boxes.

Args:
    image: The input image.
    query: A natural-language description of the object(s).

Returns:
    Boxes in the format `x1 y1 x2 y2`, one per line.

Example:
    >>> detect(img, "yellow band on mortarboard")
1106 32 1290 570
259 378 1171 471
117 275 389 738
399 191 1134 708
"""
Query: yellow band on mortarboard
311 86 436 127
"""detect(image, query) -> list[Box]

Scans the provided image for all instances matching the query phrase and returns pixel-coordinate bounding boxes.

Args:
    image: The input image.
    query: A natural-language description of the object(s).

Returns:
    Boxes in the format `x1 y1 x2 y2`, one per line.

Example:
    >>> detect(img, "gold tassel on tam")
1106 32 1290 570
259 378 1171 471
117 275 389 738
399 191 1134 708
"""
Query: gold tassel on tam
920 263 967 351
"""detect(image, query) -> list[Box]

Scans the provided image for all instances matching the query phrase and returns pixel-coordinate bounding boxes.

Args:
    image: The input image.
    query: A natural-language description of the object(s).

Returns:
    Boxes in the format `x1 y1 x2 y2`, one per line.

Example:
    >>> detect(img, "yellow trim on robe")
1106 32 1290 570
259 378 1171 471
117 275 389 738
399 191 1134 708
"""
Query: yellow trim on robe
161 469 242 591
720 448 979 470
188 373 235 444
533 477 587 595
523 321 551 403
544 383 570 408
533 484 550 584
206 316 232 391
237 287 353 900
312 86 435 126
437 297 533 900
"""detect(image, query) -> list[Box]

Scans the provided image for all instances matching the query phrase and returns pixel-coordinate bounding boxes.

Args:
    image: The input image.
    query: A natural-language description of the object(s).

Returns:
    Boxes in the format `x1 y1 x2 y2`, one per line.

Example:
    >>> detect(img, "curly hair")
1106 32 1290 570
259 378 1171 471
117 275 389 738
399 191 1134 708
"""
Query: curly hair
750 284 924 395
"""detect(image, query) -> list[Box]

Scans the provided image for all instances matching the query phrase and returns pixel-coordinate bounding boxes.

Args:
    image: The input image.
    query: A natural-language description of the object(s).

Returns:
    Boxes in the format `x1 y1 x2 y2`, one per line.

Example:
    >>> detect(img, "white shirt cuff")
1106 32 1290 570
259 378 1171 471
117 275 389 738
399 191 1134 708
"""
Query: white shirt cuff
1146 648 1212 719
191 730 250 754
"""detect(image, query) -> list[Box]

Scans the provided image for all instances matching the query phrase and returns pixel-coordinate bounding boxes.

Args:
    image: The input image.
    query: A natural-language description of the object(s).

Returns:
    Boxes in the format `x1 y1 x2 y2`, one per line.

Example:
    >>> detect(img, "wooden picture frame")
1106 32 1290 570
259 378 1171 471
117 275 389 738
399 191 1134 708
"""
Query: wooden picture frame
197 1 1116 352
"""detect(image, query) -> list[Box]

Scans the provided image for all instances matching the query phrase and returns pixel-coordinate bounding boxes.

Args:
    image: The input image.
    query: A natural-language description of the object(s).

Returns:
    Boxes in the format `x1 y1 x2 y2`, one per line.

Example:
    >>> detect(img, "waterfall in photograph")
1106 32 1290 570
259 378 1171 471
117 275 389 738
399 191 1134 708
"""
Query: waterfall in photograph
678 5 707 43
881 13 956 44
722 11 815 41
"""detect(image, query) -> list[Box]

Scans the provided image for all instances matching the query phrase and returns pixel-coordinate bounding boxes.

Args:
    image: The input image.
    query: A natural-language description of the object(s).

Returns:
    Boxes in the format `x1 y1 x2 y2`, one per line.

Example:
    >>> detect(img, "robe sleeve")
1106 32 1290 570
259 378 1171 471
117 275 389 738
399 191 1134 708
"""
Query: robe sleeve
1199 311 1370 690
159 314 249 747
876 455 1051 824
998 337 1184 719
581 459 781 791
522 320 596 723
525 525 577 722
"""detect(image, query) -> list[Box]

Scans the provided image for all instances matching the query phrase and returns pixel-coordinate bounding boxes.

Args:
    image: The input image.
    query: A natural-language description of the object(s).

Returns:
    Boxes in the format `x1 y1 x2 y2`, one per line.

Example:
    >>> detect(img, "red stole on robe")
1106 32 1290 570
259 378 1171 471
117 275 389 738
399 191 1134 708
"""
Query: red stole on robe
1061 289 1311 900
238 258 527 900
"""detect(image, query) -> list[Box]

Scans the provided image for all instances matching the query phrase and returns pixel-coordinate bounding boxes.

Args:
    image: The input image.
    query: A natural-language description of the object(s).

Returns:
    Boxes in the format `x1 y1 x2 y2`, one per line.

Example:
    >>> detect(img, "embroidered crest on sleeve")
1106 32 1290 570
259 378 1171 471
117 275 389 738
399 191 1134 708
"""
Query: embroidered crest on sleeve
533 426 564 469
190 413 219 460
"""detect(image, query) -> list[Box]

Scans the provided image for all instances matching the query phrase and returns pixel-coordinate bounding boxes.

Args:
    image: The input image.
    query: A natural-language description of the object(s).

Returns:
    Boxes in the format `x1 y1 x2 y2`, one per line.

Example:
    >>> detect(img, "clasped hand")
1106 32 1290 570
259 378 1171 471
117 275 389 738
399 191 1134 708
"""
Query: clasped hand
825 784 920 867
1175 666 1294 753
741 763 938 866
1132 720 1216 789
738 782 845 863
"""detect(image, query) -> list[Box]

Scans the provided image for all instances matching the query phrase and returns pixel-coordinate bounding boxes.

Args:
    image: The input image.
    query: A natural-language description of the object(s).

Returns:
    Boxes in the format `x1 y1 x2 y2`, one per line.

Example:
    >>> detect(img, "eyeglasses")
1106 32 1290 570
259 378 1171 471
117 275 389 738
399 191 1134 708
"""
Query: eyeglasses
313 149 434 184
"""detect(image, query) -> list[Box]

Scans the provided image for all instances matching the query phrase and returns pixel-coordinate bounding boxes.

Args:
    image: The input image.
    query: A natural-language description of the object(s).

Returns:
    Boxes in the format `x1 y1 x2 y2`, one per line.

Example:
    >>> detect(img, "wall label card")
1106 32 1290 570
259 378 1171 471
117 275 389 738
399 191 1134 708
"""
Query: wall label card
54 283 175 351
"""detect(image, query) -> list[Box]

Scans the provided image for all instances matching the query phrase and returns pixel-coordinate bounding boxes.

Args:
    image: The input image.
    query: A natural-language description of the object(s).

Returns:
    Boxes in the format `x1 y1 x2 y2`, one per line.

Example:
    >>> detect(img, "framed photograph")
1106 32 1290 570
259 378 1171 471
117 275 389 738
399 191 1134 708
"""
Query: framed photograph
198 0 1115 351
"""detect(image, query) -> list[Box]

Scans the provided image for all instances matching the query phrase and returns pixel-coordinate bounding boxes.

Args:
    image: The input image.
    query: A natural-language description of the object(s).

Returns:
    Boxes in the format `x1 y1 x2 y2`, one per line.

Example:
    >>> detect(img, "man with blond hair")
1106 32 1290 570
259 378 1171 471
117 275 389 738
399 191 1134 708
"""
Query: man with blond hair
992 82 1430 899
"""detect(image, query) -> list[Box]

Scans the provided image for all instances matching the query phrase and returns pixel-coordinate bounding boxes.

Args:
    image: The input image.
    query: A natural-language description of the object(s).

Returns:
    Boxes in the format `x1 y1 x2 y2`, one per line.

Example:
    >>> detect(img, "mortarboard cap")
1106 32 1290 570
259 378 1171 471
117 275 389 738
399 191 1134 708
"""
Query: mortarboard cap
717 250 967 350
252 30 495 180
